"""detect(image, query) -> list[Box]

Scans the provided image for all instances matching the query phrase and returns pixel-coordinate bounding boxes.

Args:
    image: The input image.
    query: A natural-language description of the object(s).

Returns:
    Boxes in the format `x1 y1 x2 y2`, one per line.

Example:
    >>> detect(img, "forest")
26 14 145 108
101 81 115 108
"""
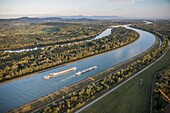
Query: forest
0 27 139 82
0 22 107 50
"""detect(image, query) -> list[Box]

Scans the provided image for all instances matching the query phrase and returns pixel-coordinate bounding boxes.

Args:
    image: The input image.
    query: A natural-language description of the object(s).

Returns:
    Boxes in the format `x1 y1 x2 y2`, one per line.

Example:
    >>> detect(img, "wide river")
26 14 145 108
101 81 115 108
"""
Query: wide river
0 25 156 112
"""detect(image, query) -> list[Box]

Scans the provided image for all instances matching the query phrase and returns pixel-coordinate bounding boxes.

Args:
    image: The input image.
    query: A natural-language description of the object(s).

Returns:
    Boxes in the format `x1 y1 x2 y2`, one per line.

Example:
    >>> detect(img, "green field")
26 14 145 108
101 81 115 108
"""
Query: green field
81 48 170 113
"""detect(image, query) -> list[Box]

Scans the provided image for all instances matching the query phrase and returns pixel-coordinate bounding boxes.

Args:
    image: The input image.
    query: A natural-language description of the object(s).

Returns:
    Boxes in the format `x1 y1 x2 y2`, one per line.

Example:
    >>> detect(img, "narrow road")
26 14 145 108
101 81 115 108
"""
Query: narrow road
75 48 169 113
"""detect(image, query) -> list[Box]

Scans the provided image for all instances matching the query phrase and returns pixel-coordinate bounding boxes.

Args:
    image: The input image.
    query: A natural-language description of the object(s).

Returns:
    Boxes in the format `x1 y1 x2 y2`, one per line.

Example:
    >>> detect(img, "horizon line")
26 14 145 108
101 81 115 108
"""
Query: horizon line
0 15 170 20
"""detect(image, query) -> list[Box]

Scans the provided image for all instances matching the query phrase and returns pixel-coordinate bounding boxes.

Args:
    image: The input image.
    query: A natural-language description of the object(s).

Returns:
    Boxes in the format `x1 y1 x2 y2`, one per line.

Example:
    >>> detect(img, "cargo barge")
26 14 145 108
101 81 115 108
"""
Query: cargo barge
75 66 97 76
44 67 77 79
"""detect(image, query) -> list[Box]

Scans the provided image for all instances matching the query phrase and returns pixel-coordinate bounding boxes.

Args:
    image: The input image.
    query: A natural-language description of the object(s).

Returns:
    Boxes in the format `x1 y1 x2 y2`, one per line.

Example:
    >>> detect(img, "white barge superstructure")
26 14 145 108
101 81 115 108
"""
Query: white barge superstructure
44 67 77 79
75 66 97 76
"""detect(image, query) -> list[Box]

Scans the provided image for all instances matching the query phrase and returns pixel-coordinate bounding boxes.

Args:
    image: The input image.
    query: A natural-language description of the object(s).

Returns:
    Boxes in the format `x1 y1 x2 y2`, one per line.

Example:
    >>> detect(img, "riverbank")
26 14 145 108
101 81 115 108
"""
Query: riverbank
8 29 159 113
0 28 140 85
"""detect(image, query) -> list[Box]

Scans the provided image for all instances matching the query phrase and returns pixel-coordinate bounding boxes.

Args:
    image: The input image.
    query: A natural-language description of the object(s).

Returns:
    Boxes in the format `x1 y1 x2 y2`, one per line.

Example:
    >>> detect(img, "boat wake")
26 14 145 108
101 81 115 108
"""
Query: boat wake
60 74 76 82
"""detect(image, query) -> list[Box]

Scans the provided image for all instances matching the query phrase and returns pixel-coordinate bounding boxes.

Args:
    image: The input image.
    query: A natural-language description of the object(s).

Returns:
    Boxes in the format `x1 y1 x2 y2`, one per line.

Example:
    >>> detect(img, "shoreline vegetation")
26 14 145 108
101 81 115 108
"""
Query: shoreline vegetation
0 27 139 82
9 29 167 113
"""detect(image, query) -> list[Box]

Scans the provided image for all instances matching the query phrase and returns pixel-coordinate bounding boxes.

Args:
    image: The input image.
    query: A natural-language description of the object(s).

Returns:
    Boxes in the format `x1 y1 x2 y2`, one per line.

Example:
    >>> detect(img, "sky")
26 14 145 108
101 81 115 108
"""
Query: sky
0 0 170 19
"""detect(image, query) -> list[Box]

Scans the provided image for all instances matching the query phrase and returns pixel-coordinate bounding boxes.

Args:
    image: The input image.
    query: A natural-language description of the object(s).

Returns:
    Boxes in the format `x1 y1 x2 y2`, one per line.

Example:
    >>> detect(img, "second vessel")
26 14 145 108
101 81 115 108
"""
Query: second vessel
75 66 97 76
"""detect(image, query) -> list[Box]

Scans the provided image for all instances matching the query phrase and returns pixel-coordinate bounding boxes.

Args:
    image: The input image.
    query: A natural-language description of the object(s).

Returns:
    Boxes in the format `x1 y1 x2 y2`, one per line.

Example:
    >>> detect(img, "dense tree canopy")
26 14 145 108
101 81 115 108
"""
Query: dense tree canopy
0 22 107 50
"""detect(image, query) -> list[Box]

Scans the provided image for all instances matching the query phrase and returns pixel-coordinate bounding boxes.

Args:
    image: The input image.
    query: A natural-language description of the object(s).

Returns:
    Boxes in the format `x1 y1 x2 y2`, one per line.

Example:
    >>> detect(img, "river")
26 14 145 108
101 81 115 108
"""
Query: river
0 25 156 112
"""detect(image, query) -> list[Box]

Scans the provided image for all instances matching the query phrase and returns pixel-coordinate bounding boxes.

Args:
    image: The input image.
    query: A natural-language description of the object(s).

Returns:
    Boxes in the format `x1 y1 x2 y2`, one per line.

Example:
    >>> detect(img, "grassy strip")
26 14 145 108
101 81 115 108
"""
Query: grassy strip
80 48 170 113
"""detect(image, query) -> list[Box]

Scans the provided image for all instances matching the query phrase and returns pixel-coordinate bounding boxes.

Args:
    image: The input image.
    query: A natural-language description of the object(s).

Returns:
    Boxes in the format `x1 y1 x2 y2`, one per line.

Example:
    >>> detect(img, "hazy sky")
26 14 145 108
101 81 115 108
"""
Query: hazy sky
0 0 170 19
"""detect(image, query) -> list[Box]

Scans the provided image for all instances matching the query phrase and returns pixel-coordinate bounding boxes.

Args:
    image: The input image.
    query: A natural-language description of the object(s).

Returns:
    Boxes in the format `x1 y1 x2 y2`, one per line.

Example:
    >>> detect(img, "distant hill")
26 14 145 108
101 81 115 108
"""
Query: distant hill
59 15 124 19
0 16 124 24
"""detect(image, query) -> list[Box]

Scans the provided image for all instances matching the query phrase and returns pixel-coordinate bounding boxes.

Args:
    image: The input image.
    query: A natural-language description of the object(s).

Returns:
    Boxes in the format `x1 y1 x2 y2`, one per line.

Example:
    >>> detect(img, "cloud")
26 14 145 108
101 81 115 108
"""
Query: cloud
116 8 126 11
120 0 143 2
75 0 143 2
107 0 143 3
